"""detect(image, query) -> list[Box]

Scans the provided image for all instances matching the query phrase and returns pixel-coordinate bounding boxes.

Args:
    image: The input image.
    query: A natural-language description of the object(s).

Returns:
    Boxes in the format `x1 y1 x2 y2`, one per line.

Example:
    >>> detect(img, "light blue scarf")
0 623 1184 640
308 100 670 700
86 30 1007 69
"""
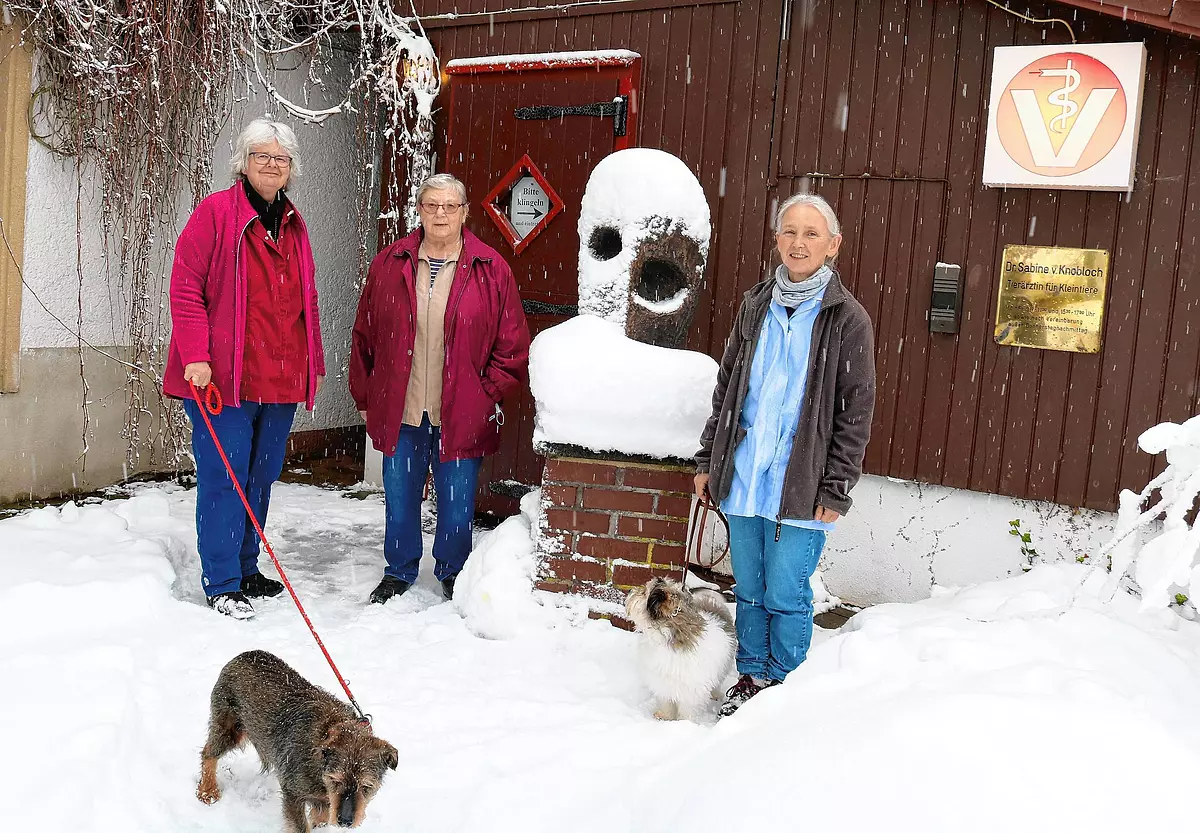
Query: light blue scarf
772 263 832 308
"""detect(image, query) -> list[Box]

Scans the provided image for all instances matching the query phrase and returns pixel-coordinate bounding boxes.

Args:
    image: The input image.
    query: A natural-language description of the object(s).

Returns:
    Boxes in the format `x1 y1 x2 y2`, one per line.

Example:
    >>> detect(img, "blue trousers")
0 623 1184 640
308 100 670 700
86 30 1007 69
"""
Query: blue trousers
382 416 483 583
726 515 827 682
184 399 297 597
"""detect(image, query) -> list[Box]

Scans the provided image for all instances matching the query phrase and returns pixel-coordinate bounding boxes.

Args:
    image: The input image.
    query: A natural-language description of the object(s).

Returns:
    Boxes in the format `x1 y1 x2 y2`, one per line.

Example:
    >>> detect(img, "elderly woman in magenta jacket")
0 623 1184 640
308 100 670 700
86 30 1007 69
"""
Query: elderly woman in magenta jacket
350 173 530 605
164 117 325 620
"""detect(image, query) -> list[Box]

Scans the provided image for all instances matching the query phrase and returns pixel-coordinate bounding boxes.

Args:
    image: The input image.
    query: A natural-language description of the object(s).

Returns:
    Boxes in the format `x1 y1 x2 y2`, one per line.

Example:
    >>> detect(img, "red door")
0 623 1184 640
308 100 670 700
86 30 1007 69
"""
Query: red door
442 51 642 517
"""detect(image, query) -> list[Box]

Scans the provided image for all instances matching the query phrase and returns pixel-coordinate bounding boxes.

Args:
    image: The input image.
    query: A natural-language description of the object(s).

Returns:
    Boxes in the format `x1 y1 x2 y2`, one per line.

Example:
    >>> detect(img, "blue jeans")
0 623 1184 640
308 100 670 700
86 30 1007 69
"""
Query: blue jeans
382 416 483 583
184 399 297 597
726 515 827 682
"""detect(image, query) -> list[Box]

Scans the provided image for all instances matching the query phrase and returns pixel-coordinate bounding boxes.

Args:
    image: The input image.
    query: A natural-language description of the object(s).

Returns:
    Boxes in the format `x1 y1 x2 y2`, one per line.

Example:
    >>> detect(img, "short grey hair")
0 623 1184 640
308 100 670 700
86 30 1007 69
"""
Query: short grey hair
775 192 841 236
416 173 468 206
230 117 303 182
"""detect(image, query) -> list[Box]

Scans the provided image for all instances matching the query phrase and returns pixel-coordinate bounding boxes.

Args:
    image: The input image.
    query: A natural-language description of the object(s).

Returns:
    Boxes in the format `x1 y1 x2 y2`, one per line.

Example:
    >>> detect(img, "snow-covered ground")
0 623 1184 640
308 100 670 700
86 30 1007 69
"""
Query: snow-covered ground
4 482 1200 832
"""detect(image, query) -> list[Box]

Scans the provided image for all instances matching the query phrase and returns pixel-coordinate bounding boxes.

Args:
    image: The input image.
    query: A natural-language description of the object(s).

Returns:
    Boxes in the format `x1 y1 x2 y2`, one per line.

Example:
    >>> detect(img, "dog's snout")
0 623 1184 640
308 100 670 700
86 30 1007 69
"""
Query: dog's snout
647 587 667 618
337 791 356 827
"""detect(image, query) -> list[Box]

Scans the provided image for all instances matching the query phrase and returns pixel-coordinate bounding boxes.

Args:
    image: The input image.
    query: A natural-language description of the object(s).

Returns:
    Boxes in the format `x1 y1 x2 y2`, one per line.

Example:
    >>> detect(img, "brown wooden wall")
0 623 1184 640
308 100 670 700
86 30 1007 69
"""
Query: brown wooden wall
419 0 1200 512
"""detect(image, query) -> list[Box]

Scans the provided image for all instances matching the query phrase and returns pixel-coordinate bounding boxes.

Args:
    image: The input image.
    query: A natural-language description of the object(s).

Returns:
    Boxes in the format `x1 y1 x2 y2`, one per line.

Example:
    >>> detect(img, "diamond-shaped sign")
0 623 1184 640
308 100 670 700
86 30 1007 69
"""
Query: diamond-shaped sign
483 154 565 255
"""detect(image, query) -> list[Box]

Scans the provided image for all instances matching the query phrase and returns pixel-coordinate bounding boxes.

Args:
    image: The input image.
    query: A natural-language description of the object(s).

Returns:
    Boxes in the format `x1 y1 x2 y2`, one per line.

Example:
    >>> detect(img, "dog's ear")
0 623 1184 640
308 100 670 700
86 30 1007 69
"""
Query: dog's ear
376 739 399 771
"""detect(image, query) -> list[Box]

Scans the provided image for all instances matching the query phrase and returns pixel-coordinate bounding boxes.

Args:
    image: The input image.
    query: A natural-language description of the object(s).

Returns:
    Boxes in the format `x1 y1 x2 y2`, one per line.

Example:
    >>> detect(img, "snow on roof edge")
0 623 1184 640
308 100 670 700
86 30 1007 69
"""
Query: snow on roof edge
446 49 641 72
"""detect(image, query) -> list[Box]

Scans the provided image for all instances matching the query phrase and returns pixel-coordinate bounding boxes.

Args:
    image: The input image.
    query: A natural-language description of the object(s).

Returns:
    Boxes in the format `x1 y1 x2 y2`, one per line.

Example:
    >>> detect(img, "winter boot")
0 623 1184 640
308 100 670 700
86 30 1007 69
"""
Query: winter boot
369 576 412 605
441 573 459 600
208 591 256 620
717 674 765 718
240 572 284 598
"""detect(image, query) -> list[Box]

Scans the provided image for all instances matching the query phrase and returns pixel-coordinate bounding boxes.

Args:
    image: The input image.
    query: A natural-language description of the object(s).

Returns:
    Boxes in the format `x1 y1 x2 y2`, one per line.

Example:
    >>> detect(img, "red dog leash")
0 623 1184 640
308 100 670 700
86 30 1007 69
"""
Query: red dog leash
189 381 371 727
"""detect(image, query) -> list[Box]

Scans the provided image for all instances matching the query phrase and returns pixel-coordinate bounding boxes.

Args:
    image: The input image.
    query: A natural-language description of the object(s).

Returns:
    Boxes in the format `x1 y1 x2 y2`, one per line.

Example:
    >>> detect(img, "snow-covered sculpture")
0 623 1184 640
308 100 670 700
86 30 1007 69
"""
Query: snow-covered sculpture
577 148 711 348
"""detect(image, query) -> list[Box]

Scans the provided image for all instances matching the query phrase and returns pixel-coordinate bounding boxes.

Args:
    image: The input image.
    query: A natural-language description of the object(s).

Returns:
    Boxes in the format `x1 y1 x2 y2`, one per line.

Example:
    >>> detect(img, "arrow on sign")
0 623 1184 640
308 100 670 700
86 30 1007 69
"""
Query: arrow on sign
516 207 545 219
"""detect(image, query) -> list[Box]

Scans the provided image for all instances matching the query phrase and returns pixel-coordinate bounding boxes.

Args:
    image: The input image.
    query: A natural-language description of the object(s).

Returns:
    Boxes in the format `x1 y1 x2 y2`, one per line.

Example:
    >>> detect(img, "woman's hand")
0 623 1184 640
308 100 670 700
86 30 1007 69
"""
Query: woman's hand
184 362 212 388
815 505 841 523
316 375 325 395
359 410 367 421
694 473 711 500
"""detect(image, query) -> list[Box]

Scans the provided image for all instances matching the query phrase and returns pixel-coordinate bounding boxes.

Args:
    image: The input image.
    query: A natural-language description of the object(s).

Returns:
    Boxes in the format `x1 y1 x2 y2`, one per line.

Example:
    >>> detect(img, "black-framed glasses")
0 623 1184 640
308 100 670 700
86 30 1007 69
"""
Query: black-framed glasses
249 152 293 167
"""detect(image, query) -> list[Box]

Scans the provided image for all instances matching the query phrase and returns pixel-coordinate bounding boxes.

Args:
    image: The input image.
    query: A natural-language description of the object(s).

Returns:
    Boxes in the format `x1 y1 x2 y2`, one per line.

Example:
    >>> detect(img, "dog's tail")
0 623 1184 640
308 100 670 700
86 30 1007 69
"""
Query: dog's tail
690 587 733 626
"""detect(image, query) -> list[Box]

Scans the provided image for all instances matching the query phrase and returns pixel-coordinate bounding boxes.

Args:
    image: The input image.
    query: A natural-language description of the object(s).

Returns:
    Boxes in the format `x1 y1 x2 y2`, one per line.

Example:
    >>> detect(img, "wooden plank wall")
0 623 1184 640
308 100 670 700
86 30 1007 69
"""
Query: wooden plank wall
767 0 1200 512
417 0 1200 512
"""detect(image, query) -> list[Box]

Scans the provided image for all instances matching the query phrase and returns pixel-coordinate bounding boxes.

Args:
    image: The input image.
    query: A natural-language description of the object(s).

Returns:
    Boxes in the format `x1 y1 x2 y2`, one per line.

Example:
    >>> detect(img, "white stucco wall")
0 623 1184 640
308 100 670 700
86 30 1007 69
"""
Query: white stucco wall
820 474 1115 605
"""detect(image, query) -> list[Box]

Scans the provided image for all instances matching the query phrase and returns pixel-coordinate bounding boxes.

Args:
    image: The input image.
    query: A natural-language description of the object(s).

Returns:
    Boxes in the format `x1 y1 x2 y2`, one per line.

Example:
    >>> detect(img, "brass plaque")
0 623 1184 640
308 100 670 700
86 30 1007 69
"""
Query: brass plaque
994 245 1109 353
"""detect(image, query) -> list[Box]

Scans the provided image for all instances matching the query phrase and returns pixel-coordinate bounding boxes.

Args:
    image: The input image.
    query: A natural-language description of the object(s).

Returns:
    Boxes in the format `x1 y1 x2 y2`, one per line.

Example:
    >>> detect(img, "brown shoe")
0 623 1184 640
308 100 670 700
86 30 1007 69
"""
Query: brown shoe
717 674 764 717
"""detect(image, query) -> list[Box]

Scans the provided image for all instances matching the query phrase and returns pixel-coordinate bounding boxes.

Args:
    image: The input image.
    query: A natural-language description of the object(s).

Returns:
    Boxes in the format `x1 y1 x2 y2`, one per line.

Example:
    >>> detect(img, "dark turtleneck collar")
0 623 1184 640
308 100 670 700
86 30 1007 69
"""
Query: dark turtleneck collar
242 177 287 240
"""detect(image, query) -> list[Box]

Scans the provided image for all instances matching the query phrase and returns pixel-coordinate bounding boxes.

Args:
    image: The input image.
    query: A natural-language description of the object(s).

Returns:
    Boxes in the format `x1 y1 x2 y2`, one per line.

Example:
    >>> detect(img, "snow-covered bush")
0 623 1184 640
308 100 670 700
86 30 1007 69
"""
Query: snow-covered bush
1099 415 1200 610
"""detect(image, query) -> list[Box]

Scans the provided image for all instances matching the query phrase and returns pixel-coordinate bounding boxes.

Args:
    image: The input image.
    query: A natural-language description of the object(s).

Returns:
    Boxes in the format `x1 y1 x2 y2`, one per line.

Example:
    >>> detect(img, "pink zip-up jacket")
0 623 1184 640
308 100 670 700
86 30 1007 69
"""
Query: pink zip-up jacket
164 183 326 409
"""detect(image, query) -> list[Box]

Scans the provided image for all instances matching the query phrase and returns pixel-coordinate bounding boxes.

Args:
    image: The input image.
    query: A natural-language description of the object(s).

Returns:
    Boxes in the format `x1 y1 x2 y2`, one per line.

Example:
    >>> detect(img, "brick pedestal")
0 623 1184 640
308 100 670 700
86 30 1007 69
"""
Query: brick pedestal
536 451 695 604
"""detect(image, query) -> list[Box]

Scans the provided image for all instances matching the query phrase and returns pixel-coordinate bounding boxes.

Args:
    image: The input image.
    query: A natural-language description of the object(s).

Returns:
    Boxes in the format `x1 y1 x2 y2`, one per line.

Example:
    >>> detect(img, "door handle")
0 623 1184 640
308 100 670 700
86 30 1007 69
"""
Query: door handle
522 300 578 316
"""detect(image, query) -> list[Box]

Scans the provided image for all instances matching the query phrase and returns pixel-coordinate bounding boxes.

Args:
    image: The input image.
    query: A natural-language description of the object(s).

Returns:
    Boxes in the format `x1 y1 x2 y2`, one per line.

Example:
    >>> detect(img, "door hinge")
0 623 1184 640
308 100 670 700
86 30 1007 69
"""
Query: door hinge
515 95 628 137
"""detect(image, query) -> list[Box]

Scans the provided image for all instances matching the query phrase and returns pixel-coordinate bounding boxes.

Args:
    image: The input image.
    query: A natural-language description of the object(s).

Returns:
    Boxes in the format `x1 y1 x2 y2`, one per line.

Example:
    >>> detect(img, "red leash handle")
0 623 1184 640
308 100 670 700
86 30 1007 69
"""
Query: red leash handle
188 381 371 727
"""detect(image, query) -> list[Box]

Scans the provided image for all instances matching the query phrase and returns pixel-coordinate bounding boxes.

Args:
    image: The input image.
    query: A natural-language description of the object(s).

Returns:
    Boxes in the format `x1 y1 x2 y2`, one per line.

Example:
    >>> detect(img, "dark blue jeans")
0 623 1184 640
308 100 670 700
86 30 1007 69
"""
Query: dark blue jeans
727 515 827 682
382 416 483 583
184 399 296 597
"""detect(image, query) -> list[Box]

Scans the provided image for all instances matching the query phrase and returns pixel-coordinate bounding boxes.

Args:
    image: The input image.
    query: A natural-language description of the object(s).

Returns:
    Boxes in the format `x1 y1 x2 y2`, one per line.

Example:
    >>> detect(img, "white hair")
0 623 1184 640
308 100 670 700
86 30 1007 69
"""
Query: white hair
416 173 468 206
230 117 303 183
774 192 841 236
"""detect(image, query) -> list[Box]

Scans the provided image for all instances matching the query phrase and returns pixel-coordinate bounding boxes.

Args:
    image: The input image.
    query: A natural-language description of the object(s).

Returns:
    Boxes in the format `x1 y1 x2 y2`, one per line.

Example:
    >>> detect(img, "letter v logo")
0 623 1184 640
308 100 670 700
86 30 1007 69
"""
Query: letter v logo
1010 87 1119 168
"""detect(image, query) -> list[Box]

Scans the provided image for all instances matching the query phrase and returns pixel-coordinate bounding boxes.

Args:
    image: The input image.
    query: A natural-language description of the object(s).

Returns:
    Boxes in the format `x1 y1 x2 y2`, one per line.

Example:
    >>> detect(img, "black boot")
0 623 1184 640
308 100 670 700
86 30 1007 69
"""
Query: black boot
441 574 459 600
207 591 256 620
240 572 284 598
369 576 412 605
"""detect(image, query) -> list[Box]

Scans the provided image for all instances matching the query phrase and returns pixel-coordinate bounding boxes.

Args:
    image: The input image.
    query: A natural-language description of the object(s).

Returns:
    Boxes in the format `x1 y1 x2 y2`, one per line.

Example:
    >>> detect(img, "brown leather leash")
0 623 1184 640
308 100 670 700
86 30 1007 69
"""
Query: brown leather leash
682 487 730 587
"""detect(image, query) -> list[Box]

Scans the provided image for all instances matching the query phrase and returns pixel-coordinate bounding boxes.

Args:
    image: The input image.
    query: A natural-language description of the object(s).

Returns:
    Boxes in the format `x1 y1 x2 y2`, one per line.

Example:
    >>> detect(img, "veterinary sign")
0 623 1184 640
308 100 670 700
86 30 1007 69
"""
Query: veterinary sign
982 43 1146 191
508 176 552 239
994 245 1109 354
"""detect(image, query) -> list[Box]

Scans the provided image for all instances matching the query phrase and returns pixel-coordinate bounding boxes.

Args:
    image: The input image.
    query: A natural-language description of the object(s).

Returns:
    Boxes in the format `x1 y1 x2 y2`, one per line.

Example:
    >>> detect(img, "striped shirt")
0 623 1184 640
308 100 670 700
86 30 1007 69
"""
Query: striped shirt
428 257 447 292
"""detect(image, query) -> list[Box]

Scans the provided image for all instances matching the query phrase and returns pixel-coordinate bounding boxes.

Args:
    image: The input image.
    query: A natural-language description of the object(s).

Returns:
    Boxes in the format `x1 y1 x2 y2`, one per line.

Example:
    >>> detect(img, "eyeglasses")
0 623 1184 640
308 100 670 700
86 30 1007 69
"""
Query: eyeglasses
249 152 293 167
419 201 464 214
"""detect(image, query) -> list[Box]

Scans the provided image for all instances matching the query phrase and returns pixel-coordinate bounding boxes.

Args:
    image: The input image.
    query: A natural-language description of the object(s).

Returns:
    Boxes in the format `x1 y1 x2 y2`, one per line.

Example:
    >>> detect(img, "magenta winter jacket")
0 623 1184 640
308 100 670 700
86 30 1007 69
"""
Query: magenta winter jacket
164 183 326 409
349 227 530 461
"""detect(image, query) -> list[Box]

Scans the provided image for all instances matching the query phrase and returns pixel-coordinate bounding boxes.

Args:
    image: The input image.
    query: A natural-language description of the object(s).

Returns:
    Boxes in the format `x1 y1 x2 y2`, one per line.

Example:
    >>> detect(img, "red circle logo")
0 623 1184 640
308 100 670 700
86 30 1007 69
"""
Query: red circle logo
996 52 1127 177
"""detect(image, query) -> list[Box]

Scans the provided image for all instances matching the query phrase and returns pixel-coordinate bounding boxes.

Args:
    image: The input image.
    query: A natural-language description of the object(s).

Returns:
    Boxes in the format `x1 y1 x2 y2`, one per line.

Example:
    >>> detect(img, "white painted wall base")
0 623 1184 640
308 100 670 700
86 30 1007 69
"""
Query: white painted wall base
364 442 383 487
820 474 1116 605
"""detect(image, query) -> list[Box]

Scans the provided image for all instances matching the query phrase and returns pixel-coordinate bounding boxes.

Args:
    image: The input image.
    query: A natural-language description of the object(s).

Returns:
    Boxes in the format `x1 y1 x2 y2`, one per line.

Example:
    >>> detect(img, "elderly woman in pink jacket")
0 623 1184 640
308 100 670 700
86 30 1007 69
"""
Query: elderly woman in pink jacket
164 117 326 620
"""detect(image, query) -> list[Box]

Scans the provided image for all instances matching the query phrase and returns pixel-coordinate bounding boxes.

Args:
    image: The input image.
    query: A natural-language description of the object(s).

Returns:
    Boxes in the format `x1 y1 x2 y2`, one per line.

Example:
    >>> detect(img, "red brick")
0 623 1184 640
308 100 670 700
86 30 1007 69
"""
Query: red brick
582 487 655 513
588 610 637 631
649 543 686 569
544 557 607 584
621 466 694 492
612 562 682 587
656 493 694 520
545 508 612 536
544 458 618 485
542 484 580 508
577 535 650 562
536 580 568 593
617 515 688 542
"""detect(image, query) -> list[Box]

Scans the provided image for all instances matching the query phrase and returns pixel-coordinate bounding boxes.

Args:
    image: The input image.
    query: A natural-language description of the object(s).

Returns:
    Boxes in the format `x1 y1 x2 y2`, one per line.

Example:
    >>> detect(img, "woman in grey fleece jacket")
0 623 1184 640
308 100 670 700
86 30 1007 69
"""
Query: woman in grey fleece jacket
695 193 876 718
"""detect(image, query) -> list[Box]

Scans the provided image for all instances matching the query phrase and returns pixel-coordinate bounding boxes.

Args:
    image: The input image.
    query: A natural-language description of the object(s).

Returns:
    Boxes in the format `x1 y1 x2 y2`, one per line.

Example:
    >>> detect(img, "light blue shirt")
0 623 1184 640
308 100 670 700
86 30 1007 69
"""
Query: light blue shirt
722 291 832 531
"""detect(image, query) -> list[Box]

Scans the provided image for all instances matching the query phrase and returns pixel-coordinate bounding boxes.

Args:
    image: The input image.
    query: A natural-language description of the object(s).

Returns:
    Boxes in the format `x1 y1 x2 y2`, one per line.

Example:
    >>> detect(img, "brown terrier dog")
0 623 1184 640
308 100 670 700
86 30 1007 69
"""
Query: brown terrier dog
196 650 397 832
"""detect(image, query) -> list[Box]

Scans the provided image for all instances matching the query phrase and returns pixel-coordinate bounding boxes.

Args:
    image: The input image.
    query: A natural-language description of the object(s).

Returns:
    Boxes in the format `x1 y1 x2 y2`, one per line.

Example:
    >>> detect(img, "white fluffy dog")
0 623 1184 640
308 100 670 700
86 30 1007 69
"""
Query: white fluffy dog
624 577 736 721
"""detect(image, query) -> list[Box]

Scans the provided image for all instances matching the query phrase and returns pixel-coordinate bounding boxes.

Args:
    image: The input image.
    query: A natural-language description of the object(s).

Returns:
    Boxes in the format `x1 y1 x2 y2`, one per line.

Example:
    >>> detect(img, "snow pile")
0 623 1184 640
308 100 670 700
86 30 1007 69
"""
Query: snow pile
4 483 1200 831
445 50 639 70
577 148 710 326
1097 414 1200 610
529 314 718 458
625 563 1200 832
455 489 552 639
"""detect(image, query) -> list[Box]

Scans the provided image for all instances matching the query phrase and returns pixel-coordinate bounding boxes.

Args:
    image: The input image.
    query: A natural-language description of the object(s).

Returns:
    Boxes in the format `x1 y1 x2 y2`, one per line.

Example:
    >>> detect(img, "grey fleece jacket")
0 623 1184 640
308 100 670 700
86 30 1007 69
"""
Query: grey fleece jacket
696 270 876 519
